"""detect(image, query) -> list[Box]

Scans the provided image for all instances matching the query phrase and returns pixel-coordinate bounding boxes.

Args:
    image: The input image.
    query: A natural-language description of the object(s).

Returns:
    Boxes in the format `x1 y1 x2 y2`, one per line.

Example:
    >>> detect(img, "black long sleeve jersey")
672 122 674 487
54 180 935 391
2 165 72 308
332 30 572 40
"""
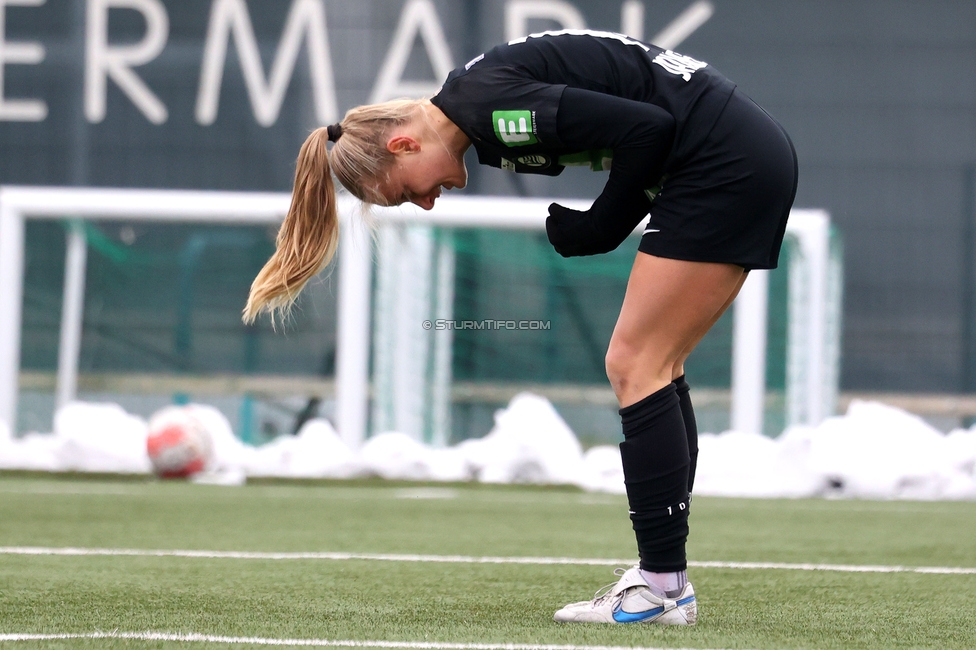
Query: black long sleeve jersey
430 30 737 230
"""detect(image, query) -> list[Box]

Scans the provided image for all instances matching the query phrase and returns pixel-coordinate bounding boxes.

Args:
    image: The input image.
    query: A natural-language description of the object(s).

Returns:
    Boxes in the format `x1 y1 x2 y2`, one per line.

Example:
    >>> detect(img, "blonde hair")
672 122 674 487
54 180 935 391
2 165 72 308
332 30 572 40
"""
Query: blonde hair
242 99 424 324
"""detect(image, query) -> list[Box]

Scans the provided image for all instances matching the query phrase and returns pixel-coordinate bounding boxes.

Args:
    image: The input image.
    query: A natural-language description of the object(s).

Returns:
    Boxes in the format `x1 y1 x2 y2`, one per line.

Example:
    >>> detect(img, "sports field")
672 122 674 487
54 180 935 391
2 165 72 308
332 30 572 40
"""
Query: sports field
0 474 974 649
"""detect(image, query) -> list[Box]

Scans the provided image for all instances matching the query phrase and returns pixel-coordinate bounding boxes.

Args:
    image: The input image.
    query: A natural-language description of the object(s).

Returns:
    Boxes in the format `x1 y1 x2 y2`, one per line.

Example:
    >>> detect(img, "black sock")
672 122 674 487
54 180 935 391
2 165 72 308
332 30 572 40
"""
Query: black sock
673 375 698 496
619 383 690 573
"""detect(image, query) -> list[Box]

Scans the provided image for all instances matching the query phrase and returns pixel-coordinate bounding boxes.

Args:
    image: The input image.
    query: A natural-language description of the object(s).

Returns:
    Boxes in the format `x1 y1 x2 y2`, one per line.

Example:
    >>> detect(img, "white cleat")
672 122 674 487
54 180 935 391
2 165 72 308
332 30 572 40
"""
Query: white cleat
553 565 697 625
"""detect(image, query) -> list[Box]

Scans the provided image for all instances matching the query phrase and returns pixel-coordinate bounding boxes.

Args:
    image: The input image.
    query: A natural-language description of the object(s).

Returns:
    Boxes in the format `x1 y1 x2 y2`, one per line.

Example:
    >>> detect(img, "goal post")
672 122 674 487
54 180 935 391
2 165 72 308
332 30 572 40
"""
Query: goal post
0 186 839 445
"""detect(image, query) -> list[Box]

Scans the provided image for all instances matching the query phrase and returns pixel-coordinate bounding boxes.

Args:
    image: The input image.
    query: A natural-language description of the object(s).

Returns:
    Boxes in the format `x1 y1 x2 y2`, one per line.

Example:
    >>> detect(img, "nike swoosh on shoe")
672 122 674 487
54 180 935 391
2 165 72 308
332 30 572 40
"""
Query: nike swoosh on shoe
611 595 695 623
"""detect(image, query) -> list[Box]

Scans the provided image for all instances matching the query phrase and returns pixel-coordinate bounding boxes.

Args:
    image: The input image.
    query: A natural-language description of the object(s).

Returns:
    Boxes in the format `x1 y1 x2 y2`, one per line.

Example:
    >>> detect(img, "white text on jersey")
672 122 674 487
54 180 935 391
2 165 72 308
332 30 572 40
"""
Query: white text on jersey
652 50 708 81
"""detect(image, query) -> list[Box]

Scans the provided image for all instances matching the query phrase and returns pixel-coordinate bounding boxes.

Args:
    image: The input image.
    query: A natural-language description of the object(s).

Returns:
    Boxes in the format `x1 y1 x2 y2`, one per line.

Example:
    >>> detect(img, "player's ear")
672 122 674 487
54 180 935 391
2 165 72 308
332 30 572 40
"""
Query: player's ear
386 135 421 156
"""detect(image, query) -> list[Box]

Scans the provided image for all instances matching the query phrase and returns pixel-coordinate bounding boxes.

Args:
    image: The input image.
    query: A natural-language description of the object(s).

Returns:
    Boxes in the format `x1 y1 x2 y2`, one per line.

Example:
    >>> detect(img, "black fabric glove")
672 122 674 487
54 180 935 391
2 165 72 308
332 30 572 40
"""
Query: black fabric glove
546 203 607 257
546 197 649 257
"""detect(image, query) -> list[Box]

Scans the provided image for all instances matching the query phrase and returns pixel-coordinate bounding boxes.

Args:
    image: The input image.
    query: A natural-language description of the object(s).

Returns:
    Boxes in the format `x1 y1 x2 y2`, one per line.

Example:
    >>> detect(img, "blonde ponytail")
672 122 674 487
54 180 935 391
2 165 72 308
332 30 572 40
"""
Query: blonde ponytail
243 127 337 324
243 98 424 325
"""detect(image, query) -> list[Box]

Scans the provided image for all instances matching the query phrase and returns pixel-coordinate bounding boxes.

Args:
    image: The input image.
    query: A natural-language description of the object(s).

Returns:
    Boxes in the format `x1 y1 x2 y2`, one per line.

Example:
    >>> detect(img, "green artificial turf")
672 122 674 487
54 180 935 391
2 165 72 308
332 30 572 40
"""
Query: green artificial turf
1 474 975 649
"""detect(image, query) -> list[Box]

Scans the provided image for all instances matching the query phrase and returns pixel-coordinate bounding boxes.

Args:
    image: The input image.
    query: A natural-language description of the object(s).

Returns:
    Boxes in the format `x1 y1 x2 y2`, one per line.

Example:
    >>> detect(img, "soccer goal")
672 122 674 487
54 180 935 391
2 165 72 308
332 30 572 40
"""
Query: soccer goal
0 186 840 445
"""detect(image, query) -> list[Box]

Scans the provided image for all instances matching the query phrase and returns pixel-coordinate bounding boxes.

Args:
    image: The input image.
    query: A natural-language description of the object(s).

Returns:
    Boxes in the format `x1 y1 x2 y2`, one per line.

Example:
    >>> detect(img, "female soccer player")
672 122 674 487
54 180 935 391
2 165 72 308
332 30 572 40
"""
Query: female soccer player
244 29 797 626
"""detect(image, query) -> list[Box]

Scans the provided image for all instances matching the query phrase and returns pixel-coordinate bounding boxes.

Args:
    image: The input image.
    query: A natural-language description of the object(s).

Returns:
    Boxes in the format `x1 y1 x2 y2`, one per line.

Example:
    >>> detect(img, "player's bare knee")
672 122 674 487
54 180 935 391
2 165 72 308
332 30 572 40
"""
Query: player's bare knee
605 340 635 388
606 342 669 398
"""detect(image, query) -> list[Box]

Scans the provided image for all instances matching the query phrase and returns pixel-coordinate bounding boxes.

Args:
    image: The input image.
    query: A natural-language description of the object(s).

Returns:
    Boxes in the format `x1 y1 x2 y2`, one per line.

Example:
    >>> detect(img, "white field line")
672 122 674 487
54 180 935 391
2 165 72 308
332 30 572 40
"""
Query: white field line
0 631 718 650
1 546 974 575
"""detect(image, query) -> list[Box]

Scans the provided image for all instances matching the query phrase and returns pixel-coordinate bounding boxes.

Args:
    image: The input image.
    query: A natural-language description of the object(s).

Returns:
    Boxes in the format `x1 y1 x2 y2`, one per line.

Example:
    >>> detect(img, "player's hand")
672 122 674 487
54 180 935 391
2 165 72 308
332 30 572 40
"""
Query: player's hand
545 202 608 257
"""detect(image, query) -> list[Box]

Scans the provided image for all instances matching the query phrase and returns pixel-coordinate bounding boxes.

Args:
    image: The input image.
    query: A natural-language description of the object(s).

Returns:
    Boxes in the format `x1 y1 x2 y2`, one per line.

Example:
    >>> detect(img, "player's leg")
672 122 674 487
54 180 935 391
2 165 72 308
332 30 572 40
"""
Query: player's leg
672 271 748 494
554 253 744 625
609 253 744 582
671 269 748 382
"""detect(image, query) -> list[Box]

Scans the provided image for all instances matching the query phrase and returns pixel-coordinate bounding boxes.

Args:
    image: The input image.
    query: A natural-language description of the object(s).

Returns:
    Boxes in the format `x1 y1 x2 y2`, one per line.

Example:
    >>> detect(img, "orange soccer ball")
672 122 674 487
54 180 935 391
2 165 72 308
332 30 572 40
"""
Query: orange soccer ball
146 408 214 478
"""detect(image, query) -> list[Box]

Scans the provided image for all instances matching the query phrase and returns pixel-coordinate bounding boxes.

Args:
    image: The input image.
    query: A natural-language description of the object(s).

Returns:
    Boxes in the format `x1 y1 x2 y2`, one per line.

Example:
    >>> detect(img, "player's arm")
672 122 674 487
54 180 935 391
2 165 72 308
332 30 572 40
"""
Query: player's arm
546 88 675 257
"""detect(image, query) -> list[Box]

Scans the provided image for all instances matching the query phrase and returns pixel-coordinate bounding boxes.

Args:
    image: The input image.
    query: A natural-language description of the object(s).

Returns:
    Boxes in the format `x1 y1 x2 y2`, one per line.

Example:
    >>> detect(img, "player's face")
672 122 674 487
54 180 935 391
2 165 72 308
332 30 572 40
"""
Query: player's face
378 136 467 210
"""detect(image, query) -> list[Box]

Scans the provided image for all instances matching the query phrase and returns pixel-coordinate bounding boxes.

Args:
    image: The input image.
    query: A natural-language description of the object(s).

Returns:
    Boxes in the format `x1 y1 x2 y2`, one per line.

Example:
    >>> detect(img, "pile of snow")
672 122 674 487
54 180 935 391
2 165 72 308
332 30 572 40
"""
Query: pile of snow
458 393 585 485
695 400 976 500
0 402 151 474
2 394 975 500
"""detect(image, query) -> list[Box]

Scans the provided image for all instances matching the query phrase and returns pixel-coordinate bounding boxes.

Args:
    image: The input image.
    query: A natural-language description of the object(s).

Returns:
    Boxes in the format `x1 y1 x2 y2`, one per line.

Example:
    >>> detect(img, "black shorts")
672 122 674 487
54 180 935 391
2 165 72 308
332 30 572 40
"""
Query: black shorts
638 88 798 270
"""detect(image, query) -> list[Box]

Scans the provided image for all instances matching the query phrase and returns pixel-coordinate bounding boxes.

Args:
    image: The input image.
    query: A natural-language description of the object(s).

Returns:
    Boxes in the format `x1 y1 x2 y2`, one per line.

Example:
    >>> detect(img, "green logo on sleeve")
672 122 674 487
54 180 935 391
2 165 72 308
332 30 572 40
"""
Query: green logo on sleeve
492 110 537 146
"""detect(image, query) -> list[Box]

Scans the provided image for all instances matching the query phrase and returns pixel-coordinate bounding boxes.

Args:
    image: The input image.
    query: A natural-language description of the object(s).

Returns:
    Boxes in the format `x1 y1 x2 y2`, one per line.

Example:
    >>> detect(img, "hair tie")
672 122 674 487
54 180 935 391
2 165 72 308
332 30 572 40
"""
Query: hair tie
326 123 343 142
